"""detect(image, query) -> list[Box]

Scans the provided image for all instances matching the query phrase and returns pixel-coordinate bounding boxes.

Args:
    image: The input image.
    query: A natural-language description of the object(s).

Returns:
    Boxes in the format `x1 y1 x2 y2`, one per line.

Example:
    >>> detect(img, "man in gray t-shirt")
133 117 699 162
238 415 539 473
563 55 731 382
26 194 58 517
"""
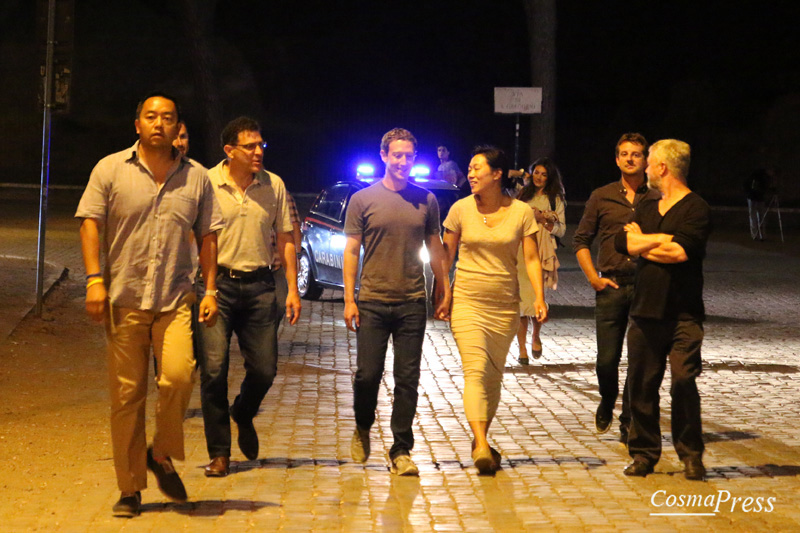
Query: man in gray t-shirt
343 128 450 476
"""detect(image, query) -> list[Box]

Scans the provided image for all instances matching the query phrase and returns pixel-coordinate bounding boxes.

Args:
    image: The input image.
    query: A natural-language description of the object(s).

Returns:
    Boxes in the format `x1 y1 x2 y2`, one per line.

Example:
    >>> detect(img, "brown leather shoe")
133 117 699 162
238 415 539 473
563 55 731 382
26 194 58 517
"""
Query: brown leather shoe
204 456 230 477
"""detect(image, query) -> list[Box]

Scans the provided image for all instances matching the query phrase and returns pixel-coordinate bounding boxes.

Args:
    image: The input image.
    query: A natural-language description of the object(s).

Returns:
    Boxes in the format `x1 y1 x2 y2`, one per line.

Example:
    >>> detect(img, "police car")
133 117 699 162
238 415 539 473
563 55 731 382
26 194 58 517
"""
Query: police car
297 165 462 308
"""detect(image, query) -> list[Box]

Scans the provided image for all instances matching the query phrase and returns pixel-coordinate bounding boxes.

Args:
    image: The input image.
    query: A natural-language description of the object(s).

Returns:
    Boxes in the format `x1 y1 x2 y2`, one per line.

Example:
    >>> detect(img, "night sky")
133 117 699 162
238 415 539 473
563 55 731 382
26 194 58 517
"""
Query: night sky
1 1 799 204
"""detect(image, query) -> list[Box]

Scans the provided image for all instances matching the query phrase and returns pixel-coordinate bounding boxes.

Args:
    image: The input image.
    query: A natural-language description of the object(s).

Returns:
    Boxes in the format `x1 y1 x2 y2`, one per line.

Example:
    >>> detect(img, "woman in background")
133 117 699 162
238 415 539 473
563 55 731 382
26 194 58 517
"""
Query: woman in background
515 157 566 364
440 146 548 474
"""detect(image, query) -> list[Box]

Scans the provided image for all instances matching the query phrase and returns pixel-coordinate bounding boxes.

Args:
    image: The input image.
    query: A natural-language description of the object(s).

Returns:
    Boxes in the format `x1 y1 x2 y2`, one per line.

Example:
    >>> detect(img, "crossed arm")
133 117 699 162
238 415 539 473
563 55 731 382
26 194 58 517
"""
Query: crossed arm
623 222 688 263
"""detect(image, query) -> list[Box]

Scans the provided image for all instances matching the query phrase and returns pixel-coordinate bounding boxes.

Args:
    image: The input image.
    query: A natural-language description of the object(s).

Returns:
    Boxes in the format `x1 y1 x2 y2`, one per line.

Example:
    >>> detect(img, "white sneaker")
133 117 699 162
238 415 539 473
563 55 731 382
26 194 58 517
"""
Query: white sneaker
390 454 419 476
351 427 370 463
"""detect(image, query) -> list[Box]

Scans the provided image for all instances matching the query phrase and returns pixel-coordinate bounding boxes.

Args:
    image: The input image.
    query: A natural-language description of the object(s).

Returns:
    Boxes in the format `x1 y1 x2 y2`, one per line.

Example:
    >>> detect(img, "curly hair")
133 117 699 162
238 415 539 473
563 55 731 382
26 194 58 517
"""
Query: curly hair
516 157 565 207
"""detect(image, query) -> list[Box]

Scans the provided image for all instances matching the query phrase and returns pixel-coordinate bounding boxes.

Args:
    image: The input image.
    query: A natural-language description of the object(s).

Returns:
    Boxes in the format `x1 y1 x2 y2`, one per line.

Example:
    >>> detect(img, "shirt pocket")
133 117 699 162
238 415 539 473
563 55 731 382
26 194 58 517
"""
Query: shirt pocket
163 193 198 231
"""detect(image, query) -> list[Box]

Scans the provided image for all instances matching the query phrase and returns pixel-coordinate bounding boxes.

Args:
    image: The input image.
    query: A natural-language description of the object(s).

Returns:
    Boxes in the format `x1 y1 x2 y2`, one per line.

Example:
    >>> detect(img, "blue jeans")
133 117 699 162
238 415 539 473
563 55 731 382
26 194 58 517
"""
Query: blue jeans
595 283 634 431
195 272 278 459
353 299 427 459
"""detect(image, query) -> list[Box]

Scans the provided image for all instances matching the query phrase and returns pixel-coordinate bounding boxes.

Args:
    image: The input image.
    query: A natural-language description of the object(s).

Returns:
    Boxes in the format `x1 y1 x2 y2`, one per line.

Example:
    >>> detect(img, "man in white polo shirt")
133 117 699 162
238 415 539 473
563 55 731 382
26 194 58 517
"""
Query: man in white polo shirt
196 116 301 477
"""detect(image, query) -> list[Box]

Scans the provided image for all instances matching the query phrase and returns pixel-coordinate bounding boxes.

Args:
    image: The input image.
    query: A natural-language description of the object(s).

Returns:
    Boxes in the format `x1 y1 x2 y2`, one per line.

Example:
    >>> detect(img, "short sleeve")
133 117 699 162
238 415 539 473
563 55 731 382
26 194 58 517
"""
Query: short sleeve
344 191 364 235
443 199 462 234
521 202 538 237
195 172 225 236
75 160 111 222
270 173 293 234
425 192 441 236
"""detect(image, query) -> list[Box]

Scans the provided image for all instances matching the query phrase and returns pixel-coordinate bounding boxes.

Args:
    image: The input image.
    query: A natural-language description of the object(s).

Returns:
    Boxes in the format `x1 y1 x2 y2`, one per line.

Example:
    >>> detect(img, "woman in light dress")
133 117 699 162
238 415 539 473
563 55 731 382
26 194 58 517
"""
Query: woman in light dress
515 157 566 364
439 146 548 474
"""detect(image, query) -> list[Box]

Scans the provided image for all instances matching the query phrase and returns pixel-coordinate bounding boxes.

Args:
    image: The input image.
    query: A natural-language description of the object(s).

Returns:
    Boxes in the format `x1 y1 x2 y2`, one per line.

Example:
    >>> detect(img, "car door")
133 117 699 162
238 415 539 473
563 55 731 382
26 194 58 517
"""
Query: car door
304 183 351 284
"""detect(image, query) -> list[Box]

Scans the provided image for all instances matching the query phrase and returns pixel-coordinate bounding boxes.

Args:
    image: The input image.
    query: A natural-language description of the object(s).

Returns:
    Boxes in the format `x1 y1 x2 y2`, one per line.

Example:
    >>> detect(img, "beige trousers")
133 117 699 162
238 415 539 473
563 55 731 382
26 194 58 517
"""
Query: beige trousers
104 293 196 492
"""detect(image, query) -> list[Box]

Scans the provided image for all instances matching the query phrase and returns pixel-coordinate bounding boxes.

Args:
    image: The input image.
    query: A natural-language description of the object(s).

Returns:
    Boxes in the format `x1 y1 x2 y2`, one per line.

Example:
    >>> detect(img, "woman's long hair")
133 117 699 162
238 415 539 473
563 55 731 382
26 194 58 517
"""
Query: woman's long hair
516 157 566 208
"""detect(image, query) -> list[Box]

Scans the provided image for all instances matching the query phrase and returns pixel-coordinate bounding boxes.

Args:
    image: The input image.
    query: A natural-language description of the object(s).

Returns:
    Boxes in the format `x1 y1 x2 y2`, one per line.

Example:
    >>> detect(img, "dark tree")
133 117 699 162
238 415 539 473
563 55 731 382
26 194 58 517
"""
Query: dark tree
522 0 557 160
175 0 223 164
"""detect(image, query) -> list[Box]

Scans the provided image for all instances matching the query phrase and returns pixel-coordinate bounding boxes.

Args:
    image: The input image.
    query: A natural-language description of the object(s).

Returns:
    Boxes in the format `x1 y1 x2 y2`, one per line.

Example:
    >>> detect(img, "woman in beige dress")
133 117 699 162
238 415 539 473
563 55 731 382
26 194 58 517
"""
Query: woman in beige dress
440 146 548 474
515 157 566 363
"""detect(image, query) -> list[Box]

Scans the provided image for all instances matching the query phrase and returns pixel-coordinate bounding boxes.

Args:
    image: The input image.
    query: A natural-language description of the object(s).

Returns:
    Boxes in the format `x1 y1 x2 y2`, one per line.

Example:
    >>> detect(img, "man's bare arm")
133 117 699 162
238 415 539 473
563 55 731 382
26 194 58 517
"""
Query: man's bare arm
80 218 106 323
198 231 219 326
343 234 362 332
277 231 301 325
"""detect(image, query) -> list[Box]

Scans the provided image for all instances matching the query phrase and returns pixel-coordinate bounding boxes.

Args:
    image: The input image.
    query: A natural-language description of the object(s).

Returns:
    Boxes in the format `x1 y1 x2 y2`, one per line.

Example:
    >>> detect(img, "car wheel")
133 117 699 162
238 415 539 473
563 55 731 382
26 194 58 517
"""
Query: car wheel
298 251 323 300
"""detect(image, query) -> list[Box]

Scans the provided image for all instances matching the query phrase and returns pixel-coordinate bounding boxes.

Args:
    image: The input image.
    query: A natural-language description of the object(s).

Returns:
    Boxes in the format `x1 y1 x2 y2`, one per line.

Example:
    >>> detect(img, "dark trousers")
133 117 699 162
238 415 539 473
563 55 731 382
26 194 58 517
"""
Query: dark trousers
353 299 427 460
626 317 704 465
195 272 279 459
595 283 634 431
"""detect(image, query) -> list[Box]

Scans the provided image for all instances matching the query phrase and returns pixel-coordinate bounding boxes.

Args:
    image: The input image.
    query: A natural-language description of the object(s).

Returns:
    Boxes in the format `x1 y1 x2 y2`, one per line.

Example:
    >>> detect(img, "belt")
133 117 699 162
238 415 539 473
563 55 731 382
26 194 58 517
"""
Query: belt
218 265 273 281
599 271 636 285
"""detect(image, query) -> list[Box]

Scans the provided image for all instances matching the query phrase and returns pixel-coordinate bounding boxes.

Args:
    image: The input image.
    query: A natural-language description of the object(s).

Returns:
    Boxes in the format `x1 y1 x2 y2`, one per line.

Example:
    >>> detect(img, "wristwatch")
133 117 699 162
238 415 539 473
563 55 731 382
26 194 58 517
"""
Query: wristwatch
205 289 218 298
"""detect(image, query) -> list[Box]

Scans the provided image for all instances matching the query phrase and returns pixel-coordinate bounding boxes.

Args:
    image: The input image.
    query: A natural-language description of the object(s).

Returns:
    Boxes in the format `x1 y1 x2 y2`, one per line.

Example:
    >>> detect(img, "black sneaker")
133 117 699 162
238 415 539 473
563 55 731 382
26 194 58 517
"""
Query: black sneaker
595 404 612 434
230 406 259 461
146 447 188 502
112 491 141 518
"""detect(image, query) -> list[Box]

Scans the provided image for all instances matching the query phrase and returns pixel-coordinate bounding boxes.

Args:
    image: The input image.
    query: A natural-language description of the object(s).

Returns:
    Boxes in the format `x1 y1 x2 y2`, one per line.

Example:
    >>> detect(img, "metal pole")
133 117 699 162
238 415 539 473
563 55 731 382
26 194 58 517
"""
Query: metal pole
514 113 520 169
35 0 57 316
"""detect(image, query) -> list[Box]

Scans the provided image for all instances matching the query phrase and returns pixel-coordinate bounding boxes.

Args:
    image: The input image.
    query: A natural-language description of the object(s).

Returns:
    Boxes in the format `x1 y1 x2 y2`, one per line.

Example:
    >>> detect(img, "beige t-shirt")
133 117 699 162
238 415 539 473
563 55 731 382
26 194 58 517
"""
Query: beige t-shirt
208 161 292 272
444 196 538 305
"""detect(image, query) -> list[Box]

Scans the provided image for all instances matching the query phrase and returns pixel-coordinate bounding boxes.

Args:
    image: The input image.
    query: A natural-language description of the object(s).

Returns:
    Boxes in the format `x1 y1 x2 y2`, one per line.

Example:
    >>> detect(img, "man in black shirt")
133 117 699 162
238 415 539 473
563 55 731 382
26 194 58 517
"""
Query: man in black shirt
614 139 711 480
574 133 660 441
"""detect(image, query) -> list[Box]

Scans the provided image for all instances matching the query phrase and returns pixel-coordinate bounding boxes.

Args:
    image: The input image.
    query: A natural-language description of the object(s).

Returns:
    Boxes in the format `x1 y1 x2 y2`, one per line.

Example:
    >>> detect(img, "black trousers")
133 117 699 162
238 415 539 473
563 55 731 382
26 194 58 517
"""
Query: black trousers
353 299 427 460
626 317 704 465
595 283 634 432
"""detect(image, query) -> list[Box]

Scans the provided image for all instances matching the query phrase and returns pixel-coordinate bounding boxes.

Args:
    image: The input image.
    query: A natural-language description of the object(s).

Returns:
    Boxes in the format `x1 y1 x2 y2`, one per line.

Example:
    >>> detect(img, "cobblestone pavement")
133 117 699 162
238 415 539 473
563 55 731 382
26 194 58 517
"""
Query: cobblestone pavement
0 196 799 531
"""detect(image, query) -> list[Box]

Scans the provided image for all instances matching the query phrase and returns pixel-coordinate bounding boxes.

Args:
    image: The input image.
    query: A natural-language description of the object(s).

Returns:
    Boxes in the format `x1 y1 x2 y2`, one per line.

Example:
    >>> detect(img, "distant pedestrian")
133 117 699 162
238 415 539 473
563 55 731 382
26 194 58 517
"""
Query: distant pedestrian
515 157 565 363
195 116 301 478
437 144 466 189
615 139 711 480
573 133 659 441
343 128 451 476
173 120 190 158
76 91 223 517
442 145 548 474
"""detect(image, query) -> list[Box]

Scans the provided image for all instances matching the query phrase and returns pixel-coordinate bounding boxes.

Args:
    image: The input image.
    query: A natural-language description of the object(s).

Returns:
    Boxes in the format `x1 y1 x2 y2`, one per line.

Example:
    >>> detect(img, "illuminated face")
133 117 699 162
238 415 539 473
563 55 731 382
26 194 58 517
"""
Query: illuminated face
467 154 501 195
437 146 450 162
227 130 265 175
616 142 646 177
173 123 189 156
645 153 663 191
381 140 416 181
135 97 179 149
531 164 548 190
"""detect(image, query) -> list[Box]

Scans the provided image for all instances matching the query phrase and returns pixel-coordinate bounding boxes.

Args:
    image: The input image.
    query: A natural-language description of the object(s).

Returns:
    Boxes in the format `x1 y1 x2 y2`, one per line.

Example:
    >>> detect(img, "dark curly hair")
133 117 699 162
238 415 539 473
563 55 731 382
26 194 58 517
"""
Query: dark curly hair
516 157 565 208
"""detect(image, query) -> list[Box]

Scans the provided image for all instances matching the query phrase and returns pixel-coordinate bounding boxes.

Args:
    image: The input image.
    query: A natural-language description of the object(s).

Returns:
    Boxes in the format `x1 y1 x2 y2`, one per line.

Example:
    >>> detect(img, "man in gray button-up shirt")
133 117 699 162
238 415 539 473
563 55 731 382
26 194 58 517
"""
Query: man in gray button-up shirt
76 92 224 517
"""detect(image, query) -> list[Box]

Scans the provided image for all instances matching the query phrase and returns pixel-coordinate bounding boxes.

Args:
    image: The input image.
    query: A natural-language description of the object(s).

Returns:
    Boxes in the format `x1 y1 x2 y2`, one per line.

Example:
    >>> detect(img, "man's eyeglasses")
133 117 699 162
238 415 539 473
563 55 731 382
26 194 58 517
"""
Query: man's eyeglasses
234 141 268 152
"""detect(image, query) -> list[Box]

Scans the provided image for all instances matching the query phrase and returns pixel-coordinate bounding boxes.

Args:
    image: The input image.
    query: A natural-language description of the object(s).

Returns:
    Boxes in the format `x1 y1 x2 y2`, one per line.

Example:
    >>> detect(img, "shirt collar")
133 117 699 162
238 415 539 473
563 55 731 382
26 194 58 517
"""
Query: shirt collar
210 161 269 189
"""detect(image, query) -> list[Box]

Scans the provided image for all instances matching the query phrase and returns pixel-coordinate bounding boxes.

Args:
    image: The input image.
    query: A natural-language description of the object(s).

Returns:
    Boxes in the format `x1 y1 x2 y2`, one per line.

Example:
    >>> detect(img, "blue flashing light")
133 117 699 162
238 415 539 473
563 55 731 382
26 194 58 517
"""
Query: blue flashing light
411 165 430 177
356 163 375 177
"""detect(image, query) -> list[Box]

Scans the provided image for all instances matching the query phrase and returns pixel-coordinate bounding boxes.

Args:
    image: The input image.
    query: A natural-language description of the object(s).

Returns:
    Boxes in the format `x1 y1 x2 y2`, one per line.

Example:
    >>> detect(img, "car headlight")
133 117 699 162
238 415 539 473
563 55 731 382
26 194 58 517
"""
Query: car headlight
419 243 430 263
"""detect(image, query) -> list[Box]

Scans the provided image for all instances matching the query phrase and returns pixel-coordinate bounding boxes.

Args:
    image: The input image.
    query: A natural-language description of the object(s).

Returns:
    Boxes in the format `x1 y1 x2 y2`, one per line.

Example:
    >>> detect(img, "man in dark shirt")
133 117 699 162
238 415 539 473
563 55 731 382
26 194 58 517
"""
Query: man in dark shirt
574 133 659 441
343 128 450 476
614 139 711 480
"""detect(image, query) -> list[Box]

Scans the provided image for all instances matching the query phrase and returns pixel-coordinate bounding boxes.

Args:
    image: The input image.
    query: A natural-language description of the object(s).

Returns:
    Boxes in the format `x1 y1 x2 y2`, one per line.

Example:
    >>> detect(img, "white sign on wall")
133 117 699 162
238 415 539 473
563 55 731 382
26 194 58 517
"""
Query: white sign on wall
494 87 542 114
